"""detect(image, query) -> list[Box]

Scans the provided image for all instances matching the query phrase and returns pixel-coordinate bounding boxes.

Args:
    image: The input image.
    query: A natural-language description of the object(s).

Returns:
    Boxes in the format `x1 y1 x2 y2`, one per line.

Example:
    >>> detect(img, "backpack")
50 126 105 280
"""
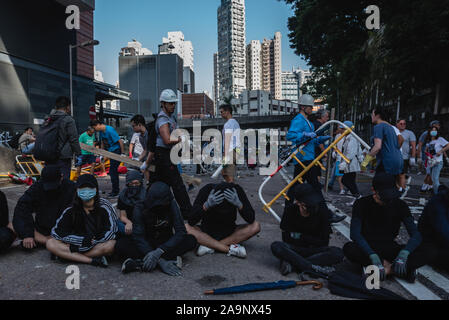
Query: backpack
146 112 175 153
8 133 22 150
33 115 64 162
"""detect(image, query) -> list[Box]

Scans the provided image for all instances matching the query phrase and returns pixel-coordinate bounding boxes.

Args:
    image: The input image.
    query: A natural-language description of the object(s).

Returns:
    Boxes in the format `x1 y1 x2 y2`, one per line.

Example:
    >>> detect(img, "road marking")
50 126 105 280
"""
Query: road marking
418 265 449 293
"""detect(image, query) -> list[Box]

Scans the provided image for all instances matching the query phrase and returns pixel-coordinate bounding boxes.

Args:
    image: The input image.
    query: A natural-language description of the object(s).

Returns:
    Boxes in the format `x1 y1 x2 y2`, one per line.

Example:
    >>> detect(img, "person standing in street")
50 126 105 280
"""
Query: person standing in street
140 89 192 220
286 94 345 224
395 119 417 191
313 109 330 185
90 120 125 197
361 108 403 177
220 104 241 175
424 126 449 195
339 121 362 200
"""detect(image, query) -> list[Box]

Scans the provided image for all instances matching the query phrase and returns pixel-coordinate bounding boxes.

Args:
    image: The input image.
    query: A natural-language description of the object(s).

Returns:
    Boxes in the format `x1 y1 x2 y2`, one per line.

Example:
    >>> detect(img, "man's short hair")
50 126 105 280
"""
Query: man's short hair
372 107 389 120
130 115 146 126
87 126 94 132
55 96 71 109
90 120 103 127
396 118 406 124
24 127 33 132
219 104 233 115
316 109 329 119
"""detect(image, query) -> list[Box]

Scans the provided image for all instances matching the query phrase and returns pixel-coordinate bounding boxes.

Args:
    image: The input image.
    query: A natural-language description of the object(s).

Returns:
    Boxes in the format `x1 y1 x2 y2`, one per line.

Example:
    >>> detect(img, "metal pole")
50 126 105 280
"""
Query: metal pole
69 45 74 116
324 108 335 193
137 55 141 115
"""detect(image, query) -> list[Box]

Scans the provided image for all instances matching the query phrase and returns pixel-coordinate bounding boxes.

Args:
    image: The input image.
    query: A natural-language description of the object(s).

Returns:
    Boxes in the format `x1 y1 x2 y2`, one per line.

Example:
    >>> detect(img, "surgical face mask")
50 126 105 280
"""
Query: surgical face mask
431 131 438 137
77 188 97 201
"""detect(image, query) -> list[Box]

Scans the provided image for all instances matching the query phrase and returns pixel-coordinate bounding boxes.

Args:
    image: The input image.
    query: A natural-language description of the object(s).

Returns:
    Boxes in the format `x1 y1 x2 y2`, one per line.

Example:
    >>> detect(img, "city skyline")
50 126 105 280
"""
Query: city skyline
94 0 309 94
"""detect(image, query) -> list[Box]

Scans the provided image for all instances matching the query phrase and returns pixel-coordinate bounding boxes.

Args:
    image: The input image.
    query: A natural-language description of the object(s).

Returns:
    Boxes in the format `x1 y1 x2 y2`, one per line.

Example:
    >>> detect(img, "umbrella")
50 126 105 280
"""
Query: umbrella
204 280 322 295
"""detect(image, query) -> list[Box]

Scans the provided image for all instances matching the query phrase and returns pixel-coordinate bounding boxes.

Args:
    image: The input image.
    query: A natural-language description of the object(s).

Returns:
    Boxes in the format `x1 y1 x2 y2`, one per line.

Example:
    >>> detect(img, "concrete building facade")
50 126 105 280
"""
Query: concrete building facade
231 90 299 116
182 93 214 119
246 40 262 91
261 32 282 100
159 31 194 71
0 0 96 134
119 53 184 118
213 52 220 113
281 70 300 102
217 0 246 102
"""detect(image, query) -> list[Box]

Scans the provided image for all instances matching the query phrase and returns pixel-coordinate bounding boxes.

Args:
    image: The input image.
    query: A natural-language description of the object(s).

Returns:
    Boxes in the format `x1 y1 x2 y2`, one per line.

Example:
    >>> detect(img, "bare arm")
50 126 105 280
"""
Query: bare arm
417 141 423 159
398 135 404 148
410 141 416 159
159 124 181 146
369 138 382 157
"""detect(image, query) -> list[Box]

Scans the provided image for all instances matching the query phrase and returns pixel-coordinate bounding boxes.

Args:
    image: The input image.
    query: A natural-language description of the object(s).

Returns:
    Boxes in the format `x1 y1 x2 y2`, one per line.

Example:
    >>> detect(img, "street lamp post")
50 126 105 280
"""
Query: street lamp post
69 40 100 117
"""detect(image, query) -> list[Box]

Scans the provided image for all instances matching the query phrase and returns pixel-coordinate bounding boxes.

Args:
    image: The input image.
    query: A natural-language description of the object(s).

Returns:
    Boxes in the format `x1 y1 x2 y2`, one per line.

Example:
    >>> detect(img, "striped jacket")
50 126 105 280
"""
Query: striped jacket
51 198 117 252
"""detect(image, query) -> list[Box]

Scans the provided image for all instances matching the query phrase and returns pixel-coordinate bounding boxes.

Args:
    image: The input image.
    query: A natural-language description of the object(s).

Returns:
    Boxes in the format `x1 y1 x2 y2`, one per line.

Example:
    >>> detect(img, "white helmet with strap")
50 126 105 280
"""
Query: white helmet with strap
160 89 178 103
298 94 315 107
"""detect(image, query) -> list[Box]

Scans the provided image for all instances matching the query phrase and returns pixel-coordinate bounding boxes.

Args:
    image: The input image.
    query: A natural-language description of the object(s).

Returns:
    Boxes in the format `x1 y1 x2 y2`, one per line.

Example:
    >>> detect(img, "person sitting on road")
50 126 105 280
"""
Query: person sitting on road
343 172 433 283
271 183 344 279
18 127 36 155
12 166 76 250
75 126 97 178
0 190 16 254
116 170 146 235
185 165 261 259
46 174 117 268
117 182 197 276
418 185 449 272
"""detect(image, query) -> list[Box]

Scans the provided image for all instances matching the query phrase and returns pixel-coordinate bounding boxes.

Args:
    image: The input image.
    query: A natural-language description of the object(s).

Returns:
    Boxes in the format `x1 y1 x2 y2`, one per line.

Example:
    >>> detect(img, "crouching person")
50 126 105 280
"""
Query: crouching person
46 174 117 268
271 184 344 279
118 182 197 276
343 172 433 283
13 166 76 250
185 165 261 258
1 190 16 253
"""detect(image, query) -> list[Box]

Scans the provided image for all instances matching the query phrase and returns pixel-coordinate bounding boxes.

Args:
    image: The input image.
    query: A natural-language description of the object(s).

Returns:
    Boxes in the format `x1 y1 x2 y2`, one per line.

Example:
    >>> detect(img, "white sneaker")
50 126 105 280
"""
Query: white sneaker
227 244 247 258
196 245 215 256
406 176 412 185
339 190 346 195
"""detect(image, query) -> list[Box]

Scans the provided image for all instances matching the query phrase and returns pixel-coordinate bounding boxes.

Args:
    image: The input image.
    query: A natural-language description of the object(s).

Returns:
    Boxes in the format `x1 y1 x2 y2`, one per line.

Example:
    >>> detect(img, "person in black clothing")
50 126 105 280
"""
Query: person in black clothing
0 190 16 253
116 170 146 235
185 166 261 258
343 172 433 283
46 174 117 268
117 182 197 276
417 185 449 271
271 183 344 279
13 166 76 250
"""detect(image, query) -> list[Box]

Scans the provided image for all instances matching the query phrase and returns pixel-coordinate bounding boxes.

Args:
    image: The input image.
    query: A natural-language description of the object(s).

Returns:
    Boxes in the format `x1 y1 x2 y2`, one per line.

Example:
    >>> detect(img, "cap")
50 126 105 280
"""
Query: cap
372 172 400 202
339 121 354 129
76 174 98 189
40 166 62 191
293 183 322 207
430 120 440 127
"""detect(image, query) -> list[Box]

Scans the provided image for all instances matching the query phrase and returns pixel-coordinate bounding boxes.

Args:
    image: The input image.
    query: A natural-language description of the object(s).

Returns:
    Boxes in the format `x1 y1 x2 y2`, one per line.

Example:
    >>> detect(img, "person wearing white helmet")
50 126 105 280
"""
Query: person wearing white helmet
286 94 345 224
141 89 192 220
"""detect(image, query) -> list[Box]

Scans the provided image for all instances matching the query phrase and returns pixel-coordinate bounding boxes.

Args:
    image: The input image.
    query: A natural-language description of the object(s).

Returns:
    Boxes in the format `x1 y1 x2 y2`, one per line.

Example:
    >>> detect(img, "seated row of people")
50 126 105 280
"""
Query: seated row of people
2 166 449 282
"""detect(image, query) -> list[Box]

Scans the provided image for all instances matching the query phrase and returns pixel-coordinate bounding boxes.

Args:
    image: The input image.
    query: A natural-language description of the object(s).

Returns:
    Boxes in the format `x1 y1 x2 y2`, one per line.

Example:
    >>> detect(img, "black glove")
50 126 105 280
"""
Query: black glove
142 248 164 272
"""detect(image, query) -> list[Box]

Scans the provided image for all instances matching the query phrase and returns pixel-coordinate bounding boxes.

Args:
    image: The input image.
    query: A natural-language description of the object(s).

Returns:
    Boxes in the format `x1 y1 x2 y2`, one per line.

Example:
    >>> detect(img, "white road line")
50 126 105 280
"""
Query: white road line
418 265 449 293
395 278 441 300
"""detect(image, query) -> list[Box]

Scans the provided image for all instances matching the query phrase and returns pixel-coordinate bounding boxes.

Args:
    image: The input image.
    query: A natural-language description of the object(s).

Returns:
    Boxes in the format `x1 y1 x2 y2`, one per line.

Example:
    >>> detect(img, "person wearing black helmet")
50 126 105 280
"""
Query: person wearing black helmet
117 182 197 276
271 183 344 279
185 165 260 259
343 172 433 283
46 174 117 268
12 166 76 250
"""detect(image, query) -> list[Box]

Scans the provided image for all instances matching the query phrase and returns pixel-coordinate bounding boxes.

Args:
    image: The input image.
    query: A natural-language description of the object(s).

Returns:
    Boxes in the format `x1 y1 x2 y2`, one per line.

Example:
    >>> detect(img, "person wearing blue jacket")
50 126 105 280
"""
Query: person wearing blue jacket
418 185 449 271
343 173 433 283
287 94 345 224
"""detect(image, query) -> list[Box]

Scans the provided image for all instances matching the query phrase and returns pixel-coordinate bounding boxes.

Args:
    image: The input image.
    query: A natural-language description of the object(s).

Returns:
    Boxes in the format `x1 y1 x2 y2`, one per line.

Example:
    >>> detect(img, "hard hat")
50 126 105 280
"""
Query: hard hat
298 94 315 107
339 121 354 129
160 89 178 103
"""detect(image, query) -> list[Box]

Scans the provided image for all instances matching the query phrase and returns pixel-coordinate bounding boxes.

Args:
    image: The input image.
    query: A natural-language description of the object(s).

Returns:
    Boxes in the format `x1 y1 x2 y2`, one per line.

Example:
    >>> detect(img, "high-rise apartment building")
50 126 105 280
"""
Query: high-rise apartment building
261 32 282 99
217 0 246 101
120 40 152 56
281 70 300 102
246 40 262 90
159 31 194 71
213 52 220 111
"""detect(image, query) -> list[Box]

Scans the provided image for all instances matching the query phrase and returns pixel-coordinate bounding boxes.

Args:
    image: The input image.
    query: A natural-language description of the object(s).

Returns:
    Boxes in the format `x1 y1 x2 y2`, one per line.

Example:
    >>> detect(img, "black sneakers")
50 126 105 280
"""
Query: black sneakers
280 260 293 276
91 256 109 268
329 213 346 224
121 258 143 274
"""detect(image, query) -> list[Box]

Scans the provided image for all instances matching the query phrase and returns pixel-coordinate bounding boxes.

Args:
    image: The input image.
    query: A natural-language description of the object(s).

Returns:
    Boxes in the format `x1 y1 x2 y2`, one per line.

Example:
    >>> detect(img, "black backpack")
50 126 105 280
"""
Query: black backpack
146 113 159 154
8 133 22 150
33 115 64 162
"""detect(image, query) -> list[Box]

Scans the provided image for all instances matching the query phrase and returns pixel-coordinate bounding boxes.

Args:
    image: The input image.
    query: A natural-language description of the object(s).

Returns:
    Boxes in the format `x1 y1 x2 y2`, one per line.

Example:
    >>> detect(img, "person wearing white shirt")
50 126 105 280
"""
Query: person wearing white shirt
425 126 449 194
220 105 241 176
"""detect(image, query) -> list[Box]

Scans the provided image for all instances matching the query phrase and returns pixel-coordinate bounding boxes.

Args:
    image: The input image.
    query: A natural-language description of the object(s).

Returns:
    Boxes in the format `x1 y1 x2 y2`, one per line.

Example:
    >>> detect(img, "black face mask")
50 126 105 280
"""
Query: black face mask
305 204 320 216
127 186 141 198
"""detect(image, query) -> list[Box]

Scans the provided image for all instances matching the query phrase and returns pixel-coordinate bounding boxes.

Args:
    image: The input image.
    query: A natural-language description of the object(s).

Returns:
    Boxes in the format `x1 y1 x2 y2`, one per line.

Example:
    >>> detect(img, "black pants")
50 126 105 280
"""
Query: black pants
343 241 435 272
109 149 121 194
342 172 360 196
0 227 15 253
425 242 449 271
271 241 344 272
114 234 197 262
150 148 192 219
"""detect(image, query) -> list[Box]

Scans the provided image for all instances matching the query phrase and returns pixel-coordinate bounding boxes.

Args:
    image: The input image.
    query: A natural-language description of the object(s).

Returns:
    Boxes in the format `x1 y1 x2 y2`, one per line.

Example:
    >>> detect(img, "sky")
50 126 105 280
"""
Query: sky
94 0 309 94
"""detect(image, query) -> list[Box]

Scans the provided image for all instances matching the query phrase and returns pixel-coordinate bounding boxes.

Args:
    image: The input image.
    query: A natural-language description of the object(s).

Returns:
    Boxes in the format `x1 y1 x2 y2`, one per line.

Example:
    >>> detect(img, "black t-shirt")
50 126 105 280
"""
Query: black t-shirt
0 191 8 228
189 183 255 232
280 202 331 248
117 198 134 221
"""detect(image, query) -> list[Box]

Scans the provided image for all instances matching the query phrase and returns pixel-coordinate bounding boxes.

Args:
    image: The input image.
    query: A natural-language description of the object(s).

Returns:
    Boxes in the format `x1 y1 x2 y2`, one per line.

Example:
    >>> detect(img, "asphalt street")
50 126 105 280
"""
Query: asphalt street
0 165 448 300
